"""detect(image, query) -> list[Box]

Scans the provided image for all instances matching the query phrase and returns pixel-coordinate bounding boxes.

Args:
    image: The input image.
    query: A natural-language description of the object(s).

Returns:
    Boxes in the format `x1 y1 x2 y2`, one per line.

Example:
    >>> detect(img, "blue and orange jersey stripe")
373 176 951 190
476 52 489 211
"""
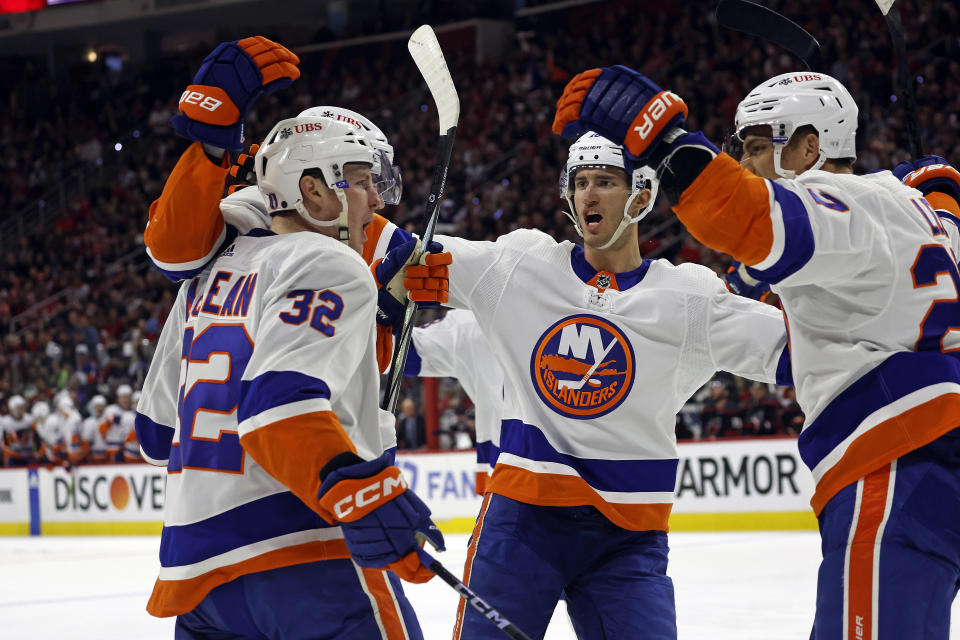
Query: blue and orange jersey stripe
236 370 357 515
799 350 960 514
487 420 675 532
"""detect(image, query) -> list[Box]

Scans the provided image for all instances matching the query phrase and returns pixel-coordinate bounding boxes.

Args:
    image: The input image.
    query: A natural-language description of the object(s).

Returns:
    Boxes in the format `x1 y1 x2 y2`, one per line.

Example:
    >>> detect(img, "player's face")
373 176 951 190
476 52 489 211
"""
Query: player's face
573 168 631 249
341 163 382 255
739 125 809 179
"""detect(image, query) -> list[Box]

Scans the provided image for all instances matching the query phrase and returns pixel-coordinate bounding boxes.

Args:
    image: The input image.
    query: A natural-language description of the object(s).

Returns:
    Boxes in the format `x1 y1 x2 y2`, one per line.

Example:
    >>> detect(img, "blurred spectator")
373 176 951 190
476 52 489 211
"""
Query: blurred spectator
740 382 781 436
700 380 743 439
396 397 427 450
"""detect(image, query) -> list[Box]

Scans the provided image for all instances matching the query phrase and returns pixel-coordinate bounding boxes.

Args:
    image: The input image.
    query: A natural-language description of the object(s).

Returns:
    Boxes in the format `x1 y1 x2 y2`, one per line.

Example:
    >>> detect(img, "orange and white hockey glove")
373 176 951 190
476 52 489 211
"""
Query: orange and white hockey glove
372 238 452 330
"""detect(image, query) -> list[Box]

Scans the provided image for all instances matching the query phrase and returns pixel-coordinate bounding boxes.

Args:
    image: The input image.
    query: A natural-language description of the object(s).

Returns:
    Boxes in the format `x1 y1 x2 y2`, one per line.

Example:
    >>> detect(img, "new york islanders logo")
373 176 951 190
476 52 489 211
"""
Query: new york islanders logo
530 314 635 419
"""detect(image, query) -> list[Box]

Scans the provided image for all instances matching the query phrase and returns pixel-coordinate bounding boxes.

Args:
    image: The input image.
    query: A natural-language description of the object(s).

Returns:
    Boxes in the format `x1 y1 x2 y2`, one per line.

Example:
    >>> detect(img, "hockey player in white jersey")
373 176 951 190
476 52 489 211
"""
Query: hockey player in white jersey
1 395 36 466
405 309 504 493
96 384 136 463
555 66 960 639
136 112 450 639
37 396 82 466
435 133 790 639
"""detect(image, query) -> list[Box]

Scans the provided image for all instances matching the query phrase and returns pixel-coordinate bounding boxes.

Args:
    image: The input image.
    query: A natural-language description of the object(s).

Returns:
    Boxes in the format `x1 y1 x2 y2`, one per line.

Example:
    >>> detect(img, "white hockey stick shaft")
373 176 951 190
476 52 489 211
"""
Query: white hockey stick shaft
382 25 460 413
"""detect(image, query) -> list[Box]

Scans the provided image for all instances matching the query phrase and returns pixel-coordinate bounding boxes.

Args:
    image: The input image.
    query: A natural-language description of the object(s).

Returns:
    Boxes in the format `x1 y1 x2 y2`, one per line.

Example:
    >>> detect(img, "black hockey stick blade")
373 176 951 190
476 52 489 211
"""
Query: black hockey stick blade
381 25 460 413
716 0 823 71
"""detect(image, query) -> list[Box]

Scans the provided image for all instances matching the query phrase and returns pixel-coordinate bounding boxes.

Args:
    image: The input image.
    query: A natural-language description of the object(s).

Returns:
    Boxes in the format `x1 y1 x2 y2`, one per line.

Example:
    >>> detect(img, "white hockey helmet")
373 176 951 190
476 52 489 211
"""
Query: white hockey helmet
298 106 402 205
735 72 858 178
91 395 107 408
117 384 132 397
7 394 25 412
31 400 50 420
560 132 659 250
256 115 378 242
56 396 74 412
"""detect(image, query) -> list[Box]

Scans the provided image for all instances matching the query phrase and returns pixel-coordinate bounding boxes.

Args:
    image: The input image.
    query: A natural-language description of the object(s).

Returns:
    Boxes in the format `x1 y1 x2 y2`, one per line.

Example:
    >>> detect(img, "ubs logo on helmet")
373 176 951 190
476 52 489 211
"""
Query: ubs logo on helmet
530 314 635 419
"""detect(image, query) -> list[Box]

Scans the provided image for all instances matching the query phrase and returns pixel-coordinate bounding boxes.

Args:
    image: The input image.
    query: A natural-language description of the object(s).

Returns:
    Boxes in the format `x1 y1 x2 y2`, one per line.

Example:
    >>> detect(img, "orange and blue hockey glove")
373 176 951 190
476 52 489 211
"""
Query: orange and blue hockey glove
553 65 689 165
316 452 444 583
372 237 452 330
893 155 960 215
171 36 300 151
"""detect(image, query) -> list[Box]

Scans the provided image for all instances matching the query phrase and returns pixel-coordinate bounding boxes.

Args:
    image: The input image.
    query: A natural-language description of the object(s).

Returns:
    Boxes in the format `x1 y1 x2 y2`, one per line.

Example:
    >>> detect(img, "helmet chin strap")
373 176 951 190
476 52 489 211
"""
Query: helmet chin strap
294 185 351 243
564 191 645 251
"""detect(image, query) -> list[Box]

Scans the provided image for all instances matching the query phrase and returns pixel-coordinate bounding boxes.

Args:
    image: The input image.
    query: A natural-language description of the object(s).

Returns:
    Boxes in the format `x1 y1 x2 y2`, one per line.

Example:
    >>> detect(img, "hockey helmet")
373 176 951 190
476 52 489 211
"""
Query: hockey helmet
735 72 858 178
298 106 402 205
256 115 378 242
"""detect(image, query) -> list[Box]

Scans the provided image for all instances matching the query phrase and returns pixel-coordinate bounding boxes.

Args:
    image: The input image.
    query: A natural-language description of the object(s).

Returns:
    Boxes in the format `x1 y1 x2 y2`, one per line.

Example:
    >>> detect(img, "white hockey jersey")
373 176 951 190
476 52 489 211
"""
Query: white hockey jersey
38 409 82 449
674 154 960 514
1 413 36 458
99 404 135 454
136 229 395 617
437 229 789 531
406 309 504 493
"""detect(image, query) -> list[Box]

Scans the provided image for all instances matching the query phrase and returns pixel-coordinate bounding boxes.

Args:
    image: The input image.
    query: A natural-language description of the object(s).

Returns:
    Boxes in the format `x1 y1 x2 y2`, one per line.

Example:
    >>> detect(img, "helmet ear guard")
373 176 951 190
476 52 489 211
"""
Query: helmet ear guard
560 132 659 249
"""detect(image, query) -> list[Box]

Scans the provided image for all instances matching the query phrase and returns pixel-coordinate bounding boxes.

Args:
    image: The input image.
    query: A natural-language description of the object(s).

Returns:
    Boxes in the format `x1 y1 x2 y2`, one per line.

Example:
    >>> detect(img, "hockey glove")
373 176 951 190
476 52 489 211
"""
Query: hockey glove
226 143 259 195
171 36 300 151
724 261 771 303
317 452 444 583
552 65 688 166
372 238 452 329
893 155 960 213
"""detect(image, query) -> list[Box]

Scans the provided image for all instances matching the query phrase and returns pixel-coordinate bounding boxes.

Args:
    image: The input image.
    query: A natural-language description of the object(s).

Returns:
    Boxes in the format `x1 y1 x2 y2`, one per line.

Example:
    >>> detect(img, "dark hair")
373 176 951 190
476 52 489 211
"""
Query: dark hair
788 124 855 167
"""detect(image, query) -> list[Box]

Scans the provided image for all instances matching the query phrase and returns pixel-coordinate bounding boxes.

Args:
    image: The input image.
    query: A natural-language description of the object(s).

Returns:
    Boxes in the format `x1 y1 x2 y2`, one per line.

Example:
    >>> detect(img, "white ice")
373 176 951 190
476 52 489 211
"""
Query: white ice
0 532 956 639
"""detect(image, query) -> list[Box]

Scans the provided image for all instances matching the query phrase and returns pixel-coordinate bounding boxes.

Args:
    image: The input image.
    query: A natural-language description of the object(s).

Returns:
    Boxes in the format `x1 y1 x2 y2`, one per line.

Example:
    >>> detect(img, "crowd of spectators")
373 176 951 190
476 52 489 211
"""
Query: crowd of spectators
1 0 957 459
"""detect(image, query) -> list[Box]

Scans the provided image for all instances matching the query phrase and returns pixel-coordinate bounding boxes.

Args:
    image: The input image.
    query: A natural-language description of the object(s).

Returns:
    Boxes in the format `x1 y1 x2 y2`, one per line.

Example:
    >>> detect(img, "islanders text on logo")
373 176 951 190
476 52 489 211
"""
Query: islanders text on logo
530 314 635 419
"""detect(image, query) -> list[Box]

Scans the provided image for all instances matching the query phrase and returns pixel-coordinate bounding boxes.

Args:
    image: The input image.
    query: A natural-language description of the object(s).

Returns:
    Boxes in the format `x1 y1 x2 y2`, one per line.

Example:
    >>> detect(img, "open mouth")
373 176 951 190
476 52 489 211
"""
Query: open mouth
584 211 603 232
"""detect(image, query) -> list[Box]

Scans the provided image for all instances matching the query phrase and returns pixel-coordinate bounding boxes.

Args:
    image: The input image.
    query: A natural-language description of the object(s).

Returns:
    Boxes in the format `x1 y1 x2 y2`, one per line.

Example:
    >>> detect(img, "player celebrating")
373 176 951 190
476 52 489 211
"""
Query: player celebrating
554 66 960 639
434 132 790 639
136 112 448 638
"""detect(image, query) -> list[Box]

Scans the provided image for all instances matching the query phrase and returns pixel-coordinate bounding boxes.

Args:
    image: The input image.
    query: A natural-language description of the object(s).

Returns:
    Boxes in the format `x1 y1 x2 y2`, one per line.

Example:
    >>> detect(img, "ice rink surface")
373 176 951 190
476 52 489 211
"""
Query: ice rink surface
1 531 957 639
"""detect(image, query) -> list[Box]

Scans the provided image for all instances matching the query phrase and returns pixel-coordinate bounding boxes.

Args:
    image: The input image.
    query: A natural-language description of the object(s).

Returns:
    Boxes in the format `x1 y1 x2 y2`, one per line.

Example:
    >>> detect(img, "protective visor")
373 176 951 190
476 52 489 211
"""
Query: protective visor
373 149 403 205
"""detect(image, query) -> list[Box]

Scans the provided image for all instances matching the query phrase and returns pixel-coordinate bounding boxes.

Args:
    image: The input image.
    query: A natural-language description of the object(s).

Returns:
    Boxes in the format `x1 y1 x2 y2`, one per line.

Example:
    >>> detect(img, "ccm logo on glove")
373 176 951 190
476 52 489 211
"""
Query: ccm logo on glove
330 468 408 521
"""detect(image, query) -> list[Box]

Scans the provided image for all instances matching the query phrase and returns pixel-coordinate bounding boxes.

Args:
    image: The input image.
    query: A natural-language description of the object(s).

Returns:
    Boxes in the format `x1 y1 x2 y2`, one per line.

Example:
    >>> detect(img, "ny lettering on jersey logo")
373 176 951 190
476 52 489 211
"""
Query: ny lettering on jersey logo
530 314 635 419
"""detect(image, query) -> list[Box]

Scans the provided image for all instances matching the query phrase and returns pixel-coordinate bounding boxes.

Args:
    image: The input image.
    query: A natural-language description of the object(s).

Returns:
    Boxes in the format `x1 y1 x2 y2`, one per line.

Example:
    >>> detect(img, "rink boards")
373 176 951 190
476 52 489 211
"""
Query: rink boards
0 437 816 535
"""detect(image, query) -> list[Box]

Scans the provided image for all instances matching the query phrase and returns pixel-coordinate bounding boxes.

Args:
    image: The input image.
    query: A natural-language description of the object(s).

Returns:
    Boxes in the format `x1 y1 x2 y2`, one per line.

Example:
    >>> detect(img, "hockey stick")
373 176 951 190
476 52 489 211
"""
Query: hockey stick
875 0 923 156
715 0 822 71
417 547 534 640
381 24 460 413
